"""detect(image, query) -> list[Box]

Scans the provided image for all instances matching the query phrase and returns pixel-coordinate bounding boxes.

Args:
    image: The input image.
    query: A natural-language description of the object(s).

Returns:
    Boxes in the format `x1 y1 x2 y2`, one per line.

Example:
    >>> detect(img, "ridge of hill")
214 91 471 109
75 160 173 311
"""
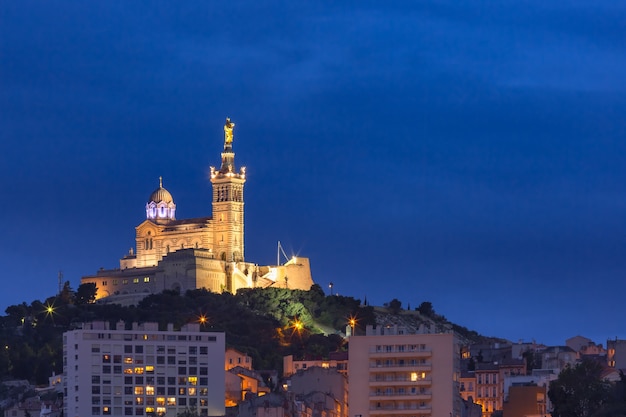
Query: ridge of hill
0 284 500 386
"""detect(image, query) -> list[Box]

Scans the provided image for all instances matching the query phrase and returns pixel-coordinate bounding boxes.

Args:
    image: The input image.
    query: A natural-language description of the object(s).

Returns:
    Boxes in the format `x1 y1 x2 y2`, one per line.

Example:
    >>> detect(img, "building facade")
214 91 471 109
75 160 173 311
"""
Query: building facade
348 324 462 417
63 321 224 417
81 119 314 304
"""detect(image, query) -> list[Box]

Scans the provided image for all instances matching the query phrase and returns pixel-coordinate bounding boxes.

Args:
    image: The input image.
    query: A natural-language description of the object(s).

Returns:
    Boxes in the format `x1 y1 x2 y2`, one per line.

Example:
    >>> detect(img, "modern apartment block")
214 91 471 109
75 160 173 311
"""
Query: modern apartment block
348 325 462 417
63 321 224 417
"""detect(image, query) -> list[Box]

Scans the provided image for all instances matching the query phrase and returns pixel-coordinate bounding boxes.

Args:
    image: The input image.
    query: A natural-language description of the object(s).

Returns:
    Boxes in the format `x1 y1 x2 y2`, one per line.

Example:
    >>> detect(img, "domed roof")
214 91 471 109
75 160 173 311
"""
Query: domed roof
148 177 174 204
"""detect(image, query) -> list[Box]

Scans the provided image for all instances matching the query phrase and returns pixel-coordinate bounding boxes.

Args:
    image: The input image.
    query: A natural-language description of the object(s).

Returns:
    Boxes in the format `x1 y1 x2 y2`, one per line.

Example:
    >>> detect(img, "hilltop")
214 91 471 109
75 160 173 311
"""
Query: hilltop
0 283 501 385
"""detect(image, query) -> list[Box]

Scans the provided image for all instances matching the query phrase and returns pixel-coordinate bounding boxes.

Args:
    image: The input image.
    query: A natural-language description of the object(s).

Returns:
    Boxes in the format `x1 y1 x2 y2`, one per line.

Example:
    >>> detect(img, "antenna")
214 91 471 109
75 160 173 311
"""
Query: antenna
277 241 290 265
58 270 63 294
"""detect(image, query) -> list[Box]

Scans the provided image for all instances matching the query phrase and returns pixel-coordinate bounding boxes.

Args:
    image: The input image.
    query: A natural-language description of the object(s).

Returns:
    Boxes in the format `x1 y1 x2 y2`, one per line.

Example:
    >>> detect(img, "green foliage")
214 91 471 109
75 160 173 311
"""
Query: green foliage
387 298 402 314
75 283 98 305
522 349 541 373
548 358 611 417
0 285 474 384
417 301 434 317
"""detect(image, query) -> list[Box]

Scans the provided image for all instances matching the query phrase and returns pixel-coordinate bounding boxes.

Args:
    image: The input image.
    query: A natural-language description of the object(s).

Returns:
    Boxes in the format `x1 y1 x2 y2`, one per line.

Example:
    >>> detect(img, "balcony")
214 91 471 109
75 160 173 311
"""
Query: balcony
369 391 432 401
369 350 431 358
370 363 431 372
369 376 431 387
369 404 432 415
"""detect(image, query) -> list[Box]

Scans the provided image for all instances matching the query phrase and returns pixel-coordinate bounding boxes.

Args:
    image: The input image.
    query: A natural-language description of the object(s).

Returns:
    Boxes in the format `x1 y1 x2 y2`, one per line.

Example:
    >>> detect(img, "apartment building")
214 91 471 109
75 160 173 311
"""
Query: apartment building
348 324 462 417
63 321 224 417
474 363 499 417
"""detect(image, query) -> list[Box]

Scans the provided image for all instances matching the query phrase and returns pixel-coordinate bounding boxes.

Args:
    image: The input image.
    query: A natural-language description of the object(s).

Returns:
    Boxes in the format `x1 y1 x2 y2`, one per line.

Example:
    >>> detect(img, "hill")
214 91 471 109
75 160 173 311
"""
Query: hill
0 283 500 385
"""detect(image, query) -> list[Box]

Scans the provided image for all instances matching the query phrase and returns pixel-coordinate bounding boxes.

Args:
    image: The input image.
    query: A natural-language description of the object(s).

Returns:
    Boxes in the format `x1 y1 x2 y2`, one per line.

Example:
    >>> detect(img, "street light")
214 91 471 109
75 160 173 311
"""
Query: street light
329 282 334 295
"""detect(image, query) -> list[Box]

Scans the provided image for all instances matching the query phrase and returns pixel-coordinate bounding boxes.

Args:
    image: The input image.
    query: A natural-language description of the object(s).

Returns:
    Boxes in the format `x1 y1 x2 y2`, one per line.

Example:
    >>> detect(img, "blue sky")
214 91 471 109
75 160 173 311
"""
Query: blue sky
2 1 626 345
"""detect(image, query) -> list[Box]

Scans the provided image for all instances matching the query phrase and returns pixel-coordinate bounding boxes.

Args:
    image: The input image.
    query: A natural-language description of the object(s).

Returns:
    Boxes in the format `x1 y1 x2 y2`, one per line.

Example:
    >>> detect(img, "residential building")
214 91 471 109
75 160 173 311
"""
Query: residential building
539 346 577 371
289 367 348 417
502 384 546 417
226 347 252 371
283 351 349 377
607 338 626 369
474 363 499 416
63 321 224 417
348 324 462 417
459 371 476 402
225 366 270 406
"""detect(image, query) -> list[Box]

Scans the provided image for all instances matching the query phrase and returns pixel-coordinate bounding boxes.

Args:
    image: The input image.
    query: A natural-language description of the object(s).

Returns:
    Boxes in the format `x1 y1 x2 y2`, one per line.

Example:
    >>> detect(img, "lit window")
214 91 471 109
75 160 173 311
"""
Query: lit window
188 387 196 396
133 278 139 284
156 398 165 406
134 367 144 374
134 387 144 395
144 277 150 283
146 386 154 395
411 372 418 382
167 398 176 406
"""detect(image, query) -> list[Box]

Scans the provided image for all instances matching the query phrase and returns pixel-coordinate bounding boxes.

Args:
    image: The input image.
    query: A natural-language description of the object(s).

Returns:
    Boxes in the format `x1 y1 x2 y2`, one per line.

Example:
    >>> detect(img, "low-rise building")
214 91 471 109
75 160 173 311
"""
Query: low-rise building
226 347 253 371
502 384 546 417
283 351 349 377
289 367 348 417
607 338 626 369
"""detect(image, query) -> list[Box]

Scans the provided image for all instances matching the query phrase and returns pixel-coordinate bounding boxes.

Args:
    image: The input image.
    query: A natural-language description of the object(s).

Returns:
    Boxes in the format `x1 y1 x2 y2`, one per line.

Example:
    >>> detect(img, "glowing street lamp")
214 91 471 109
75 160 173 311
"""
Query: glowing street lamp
348 315 357 336
329 282 334 295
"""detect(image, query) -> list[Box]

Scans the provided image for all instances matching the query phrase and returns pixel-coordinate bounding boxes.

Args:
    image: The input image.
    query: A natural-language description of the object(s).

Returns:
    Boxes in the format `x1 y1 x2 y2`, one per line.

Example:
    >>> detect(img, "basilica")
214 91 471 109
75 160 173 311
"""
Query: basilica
81 119 314 304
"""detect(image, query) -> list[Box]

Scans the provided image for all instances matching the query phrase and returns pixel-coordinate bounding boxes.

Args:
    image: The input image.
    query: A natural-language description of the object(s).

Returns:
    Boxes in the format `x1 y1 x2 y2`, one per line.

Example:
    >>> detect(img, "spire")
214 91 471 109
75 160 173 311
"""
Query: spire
159 176 163 188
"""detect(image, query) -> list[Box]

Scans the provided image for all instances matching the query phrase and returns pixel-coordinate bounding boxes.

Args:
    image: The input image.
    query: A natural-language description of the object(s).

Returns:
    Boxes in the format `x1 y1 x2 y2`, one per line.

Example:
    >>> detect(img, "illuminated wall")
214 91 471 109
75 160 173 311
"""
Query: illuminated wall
63 321 224 417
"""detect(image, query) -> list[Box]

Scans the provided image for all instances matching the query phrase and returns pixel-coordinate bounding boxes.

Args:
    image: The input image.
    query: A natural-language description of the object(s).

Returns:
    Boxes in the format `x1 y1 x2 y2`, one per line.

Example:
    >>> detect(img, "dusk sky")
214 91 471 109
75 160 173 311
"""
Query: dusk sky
2 1 626 346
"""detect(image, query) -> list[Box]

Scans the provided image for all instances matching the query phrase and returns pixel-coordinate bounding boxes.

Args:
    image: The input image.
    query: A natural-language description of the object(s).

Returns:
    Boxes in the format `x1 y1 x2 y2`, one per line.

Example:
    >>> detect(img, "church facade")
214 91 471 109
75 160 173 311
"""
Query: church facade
81 119 314 304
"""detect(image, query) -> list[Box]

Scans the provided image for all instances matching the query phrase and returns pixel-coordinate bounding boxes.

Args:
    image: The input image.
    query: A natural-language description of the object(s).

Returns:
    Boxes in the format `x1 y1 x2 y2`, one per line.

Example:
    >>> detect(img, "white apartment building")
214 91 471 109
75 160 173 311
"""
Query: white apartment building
348 325 462 417
63 321 224 417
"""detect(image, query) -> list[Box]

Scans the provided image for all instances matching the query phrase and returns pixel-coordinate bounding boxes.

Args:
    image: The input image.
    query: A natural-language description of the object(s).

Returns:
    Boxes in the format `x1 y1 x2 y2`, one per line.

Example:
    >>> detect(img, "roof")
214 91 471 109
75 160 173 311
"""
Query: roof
148 185 174 204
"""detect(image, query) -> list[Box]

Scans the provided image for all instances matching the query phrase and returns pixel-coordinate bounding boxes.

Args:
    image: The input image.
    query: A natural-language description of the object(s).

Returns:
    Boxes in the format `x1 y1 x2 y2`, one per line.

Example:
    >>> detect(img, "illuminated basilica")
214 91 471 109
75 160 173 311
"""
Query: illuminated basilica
82 119 314 304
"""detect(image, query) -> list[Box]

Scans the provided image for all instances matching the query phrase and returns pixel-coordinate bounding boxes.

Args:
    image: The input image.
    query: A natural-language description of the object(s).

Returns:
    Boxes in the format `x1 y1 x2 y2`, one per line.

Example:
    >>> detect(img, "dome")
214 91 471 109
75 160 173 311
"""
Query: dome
148 177 174 204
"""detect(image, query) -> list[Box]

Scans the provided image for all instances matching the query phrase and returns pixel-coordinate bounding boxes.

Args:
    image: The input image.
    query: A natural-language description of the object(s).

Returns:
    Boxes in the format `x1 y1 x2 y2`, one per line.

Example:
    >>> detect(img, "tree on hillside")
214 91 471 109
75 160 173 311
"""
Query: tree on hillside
75 283 98 305
387 299 402 314
417 301 435 317
548 358 610 417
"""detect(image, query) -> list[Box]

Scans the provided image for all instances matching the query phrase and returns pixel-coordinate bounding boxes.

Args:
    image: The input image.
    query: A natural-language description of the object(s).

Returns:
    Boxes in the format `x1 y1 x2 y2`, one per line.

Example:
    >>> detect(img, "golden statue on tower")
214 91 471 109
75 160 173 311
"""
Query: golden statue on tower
224 117 235 144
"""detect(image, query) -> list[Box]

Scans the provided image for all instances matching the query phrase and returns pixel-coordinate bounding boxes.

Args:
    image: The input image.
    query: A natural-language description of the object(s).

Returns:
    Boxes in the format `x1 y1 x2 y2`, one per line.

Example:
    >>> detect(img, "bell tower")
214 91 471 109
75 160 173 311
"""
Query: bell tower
210 118 246 262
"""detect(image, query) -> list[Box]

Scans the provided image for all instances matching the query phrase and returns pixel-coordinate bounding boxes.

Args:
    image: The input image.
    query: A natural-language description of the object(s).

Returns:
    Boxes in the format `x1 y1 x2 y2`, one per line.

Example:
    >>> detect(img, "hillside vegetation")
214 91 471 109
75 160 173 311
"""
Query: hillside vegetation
0 283 492 385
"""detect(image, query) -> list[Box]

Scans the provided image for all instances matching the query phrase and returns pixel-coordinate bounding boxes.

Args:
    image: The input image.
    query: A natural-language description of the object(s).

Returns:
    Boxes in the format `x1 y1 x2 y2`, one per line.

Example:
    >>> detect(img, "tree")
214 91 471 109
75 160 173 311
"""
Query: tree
522 349 540 373
548 358 610 417
417 301 435 317
75 283 98 305
387 299 402 314
59 281 74 305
